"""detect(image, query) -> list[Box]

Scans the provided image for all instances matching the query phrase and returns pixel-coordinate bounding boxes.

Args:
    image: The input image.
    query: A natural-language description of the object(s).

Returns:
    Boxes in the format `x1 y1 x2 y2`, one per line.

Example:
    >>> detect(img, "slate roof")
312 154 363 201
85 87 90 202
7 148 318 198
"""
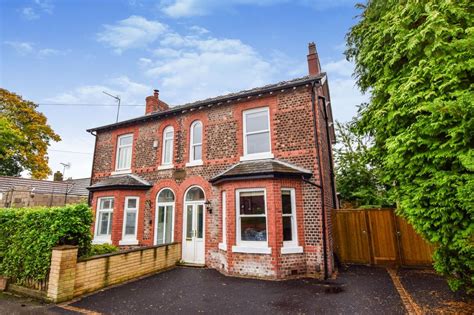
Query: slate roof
87 174 152 191
0 176 90 196
209 159 312 184
87 73 326 133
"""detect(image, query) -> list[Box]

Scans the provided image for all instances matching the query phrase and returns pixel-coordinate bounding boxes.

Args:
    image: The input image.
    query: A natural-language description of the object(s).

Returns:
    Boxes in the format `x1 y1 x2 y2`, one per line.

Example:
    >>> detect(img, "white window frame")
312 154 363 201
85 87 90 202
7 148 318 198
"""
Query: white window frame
186 120 203 167
240 107 274 161
119 197 139 245
93 197 114 244
154 188 175 245
232 188 271 254
281 188 303 254
114 134 133 173
218 191 227 251
159 126 174 170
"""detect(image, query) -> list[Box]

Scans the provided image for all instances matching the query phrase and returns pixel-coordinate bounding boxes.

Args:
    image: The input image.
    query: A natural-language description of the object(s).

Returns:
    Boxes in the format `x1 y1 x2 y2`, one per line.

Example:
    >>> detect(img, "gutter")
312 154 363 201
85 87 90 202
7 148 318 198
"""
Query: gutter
310 81 329 280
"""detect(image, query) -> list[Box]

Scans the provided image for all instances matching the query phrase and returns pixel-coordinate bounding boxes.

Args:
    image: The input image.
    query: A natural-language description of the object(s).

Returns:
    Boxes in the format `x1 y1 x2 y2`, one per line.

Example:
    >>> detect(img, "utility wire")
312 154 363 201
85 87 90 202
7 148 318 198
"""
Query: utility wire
38 103 144 107
49 149 93 155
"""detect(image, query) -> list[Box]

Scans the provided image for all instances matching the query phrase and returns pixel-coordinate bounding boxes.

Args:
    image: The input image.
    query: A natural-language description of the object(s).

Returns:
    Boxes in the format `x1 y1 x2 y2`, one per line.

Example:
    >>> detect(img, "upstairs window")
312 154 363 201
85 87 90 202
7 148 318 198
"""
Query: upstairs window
243 107 271 159
162 126 174 166
190 121 202 162
116 134 133 171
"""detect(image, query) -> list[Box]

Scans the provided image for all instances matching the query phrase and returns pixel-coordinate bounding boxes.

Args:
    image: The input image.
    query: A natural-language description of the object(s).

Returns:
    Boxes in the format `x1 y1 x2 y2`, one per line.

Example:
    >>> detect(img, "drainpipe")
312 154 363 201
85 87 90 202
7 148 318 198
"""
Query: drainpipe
318 95 338 209
310 81 329 280
87 130 97 206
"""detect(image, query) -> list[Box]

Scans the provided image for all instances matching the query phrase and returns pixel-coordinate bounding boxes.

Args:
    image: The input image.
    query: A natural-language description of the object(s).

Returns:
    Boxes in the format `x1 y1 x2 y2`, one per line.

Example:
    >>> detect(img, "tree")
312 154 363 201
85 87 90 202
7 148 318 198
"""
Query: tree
334 120 390 208
53 171 63 181
346 0 473 292
0 89 60 179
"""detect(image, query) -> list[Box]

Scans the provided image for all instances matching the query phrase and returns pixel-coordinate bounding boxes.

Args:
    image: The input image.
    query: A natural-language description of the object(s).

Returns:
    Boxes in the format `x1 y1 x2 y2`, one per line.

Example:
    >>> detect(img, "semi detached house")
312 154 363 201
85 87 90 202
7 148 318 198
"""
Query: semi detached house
87 43 337 280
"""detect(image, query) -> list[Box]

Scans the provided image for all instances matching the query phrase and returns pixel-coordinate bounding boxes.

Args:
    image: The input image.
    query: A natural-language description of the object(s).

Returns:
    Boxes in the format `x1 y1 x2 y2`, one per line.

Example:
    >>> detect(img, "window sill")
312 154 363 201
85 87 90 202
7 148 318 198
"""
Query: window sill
218 243 227 251
157 164 174 170
185 160 203 167
281 246 303 254
119 239 139 246
92 238 112 245
239 153 274 162
232 246 271 254
111 169 131 175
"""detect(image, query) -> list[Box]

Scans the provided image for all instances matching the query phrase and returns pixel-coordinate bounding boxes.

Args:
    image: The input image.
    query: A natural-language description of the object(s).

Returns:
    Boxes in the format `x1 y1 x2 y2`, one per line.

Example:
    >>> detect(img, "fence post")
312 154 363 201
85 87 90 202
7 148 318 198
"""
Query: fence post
47 245 78 303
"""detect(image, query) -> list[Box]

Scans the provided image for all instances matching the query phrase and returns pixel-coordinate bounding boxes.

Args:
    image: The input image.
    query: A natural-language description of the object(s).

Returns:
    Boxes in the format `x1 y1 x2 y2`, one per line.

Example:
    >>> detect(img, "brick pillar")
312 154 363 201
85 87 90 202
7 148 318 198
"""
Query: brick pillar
47 245 78 303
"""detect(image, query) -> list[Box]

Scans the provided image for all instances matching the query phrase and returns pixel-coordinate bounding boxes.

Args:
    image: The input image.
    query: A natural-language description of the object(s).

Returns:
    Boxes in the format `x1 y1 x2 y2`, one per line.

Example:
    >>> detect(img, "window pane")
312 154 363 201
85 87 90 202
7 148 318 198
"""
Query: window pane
98 212 110 235
157 206 165 244
283 216 293 241
165 129 173 139
197 205 203 239
193 144 202 161
127 198 137 209
239 192 265 215
158 189 175 202
120 135 132 146
282 191 292 214
100 198 113 210
118 146 132 169
125 211 136 235
192 122 202 144
186 187 205 201
241 217 266 241
163 139 173 164
186 205 193 239
246 132 270 154
165 206 173 243
246 110 268 133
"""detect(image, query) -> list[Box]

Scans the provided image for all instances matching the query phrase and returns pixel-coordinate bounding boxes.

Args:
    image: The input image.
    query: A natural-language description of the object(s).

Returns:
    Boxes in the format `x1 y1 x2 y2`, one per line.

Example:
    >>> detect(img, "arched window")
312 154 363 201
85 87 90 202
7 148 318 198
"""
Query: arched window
185 186 205 201
155 188 175 245
189 121 202 162
161 126 174 166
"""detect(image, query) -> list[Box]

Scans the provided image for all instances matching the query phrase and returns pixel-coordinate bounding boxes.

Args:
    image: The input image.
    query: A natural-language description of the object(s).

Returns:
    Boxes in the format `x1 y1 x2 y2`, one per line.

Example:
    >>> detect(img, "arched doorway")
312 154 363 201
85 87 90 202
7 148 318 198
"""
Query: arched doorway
182 186 205 264
155 188 175 245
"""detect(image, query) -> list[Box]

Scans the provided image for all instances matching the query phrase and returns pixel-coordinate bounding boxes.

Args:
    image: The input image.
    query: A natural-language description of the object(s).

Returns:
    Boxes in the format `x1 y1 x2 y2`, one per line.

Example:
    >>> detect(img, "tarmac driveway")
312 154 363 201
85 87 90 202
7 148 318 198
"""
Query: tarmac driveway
64 266 404 314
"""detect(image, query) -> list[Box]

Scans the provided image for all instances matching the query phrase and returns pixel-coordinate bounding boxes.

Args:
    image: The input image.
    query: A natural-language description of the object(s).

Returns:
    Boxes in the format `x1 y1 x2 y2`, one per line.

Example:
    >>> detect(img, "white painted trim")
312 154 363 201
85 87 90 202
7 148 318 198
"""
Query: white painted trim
154 188 176 245
218 243 227 251
281 246 303 254
93 197 114 243
161 126 174 166
242 107 272 158
232 246 271 254
239 153 274 161
221 191 226 248
281 188 298 248
118 239 139 246
121 196 139 243
158 164 174 170
189 120 203 163
115 134 133 172
111 170 132 175
92 238 111 245
235 188 268 248
185 160 203 167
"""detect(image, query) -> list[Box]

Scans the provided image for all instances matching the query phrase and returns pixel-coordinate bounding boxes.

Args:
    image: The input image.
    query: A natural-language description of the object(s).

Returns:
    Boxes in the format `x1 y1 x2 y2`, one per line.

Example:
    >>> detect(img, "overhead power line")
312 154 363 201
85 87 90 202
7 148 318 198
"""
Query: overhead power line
50 149 93 155
38 103 144 107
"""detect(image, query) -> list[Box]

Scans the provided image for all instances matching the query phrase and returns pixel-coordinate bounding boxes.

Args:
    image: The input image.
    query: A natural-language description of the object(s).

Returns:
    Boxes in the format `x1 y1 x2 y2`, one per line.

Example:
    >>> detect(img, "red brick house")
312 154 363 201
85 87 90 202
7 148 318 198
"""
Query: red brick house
87 43 337 280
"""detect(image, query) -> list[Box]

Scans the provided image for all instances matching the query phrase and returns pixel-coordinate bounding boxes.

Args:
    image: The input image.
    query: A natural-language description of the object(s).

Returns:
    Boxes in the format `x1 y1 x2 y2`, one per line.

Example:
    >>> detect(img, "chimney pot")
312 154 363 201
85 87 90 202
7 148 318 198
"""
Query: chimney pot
145 88 169 115
153 89 159 98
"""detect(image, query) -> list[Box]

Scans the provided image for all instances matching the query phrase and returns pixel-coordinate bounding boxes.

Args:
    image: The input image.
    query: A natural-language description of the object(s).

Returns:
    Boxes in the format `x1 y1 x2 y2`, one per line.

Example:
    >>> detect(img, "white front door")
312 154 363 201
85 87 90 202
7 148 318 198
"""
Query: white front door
182 202 205 264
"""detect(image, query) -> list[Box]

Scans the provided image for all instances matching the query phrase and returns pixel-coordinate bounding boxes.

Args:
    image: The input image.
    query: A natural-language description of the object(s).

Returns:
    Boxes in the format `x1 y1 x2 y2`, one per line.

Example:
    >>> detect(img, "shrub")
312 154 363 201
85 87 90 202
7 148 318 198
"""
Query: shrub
0 203 93 282
83 244 119 258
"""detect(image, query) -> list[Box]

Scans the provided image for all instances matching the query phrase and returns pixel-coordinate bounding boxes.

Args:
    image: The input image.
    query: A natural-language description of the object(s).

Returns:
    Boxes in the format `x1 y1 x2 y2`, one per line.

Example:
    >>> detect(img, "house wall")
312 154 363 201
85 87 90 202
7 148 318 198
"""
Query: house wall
90 85 336 279
0 187 86 208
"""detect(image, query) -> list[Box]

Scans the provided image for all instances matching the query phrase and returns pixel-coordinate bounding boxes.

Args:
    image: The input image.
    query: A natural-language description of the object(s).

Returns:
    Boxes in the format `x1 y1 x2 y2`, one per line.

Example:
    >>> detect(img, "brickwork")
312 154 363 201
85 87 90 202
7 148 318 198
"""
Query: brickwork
47 245 78 303
90 80 336 279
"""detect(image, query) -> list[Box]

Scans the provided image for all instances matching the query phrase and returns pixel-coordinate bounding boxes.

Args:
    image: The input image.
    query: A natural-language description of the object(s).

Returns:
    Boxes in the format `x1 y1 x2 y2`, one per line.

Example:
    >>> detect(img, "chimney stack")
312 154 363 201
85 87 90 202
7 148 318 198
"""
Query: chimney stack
307 42 321 76
145 89 169 115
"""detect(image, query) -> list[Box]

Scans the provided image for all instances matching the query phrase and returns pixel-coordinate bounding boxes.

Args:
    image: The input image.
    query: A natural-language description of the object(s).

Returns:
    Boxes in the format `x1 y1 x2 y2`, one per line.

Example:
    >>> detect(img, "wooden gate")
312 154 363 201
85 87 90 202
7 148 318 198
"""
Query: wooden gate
332 209 435 266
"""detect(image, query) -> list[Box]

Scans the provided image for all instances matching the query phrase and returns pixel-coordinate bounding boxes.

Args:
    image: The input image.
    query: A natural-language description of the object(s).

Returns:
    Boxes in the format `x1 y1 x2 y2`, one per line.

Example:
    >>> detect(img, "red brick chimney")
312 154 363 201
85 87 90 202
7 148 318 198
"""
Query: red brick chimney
145 89 169 115
307 42 321 76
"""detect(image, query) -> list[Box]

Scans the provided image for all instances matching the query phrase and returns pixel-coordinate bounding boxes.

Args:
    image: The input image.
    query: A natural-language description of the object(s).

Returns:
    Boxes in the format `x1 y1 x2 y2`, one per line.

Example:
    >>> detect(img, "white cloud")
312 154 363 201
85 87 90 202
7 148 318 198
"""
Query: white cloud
324 58 354 78
21 7 39 20
97 15 167 54
34 0 54 14
4 41 67 58
159 0 353 18
4 41 34 55
38 48 64 57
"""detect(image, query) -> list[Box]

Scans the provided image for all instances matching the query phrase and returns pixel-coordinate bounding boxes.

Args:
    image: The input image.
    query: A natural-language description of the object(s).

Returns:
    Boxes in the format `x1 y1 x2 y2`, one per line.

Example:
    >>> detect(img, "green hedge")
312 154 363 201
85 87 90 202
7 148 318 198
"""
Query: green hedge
0 203 93 282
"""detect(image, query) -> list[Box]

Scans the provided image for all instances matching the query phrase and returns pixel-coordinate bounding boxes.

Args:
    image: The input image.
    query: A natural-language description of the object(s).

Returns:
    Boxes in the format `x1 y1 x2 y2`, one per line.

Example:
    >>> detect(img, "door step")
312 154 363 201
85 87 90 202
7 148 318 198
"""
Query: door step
178 262 206 268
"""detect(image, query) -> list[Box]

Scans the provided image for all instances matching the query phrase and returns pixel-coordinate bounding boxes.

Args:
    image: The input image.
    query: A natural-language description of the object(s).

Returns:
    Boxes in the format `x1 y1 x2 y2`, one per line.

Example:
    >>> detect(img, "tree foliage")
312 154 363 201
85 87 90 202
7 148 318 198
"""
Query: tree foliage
334 120 391 207
53 171 64 181
346 0 473 292
0 88 60 179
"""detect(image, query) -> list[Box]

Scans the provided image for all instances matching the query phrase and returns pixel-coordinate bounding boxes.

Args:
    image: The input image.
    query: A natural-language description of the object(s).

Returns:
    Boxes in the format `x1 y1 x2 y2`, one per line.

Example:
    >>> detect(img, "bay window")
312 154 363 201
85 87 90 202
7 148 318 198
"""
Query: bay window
242 107 273 160
281 188 303 254
120 197 139 245
94 197 114 244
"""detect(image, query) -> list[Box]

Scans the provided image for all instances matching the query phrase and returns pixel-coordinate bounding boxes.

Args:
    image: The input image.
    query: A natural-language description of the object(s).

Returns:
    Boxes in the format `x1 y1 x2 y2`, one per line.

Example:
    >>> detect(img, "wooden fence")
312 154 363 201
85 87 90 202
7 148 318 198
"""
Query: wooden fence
332 209 435 266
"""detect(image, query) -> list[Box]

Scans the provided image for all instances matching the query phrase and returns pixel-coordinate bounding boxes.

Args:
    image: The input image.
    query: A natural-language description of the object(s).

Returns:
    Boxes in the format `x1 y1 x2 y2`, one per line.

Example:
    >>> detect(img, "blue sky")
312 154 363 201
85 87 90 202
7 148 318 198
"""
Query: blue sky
0 0 368 179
